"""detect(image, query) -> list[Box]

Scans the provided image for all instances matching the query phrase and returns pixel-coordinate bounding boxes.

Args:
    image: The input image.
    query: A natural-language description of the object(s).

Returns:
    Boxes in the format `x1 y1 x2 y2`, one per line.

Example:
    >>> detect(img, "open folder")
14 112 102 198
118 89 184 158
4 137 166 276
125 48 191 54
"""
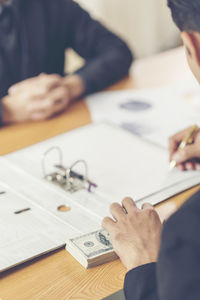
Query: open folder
0 123 199 272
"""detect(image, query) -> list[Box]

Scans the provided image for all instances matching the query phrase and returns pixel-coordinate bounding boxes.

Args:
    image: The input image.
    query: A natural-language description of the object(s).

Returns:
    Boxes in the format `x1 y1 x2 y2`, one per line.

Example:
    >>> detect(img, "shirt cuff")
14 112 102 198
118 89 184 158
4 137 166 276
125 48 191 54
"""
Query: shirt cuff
124 263 158 300
75 67 96 96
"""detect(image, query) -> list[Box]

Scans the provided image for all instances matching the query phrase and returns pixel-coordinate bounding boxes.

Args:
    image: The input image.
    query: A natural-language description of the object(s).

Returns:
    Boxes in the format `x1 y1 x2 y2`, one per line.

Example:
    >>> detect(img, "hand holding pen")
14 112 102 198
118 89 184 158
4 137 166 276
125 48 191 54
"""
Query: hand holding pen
169 125 200 171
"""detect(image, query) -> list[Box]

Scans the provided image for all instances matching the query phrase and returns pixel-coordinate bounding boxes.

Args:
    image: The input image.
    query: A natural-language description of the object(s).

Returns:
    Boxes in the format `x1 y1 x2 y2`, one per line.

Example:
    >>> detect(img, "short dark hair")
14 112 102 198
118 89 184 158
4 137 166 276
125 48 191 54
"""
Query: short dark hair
168 0 200 32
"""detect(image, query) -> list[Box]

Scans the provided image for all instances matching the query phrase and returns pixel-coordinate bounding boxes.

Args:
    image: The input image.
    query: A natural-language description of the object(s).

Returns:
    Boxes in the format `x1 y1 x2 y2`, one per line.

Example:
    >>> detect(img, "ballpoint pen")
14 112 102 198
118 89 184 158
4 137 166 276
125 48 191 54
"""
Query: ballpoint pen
169 124 199 171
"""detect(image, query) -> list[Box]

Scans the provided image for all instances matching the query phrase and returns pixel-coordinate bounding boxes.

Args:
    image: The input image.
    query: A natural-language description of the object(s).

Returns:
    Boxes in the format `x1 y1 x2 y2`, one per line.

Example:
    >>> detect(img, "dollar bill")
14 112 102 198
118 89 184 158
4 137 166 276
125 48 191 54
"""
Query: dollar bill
66 229 118 268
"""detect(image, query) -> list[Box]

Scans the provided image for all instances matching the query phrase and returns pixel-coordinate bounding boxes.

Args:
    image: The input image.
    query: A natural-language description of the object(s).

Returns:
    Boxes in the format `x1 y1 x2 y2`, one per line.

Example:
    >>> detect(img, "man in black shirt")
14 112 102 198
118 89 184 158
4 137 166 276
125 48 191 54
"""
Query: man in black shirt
103 1 200 299
0 0 133 125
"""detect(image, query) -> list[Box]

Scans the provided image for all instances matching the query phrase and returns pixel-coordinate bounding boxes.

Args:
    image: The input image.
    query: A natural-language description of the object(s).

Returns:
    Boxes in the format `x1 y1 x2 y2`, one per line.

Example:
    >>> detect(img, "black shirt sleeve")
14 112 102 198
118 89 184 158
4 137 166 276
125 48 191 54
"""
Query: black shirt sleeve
64 0 133 95
124 263 159 300
157 190 200 300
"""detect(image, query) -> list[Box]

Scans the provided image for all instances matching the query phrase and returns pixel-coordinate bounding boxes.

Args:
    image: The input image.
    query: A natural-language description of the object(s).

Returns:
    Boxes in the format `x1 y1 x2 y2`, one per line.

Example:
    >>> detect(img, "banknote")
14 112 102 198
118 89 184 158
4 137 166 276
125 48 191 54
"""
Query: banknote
66 229 118 268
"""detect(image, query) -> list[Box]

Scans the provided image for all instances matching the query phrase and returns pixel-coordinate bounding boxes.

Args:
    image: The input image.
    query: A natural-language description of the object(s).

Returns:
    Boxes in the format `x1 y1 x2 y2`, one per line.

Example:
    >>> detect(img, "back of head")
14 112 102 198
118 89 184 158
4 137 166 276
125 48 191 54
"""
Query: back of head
168 0 200 33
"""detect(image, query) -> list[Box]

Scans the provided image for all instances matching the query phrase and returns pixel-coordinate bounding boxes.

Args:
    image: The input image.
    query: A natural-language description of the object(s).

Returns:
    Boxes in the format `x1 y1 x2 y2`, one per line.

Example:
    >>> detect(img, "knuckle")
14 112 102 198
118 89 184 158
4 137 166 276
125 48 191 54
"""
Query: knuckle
144 207 156 217
103 216 109 223
143 202 153 209
110 202 118 211
122 197 133 205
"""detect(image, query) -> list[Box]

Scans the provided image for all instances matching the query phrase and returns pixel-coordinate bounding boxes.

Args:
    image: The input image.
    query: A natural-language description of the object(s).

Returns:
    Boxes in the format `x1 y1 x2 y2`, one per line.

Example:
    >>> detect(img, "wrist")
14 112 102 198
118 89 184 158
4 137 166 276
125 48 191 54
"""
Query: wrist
126 258 157 272
63 75 85 101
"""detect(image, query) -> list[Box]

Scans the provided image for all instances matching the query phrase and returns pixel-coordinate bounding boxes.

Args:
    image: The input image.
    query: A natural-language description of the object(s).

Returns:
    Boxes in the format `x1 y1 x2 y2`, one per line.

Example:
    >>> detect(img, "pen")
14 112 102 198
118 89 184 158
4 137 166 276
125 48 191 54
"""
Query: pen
169 124 199 171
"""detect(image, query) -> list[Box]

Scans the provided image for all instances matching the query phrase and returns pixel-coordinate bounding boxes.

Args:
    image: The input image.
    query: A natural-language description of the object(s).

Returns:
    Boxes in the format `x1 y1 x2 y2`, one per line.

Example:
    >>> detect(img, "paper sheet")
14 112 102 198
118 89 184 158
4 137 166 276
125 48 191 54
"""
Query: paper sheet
0 180 80 272
86 79 200 148
1 123 200 271
5 123 200 202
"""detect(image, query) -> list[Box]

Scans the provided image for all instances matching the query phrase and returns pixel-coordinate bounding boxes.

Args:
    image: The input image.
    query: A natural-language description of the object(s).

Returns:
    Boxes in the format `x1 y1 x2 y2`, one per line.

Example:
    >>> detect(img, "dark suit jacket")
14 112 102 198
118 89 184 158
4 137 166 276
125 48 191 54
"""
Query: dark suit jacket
0 0 133 124
124 189 200 300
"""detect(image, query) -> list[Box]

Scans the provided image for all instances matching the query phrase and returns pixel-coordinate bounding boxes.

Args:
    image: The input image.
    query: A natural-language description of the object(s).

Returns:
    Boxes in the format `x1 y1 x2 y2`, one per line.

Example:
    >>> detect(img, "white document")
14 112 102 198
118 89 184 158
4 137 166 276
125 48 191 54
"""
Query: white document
5 122 200 202
0 180 80 272
86 79 200 148
0 123 200 272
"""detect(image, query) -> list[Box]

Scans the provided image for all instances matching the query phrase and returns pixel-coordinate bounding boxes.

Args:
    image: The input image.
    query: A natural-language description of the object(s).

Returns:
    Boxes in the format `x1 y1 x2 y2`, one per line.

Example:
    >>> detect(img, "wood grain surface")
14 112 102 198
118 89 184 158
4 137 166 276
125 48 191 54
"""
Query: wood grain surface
0 47 199 300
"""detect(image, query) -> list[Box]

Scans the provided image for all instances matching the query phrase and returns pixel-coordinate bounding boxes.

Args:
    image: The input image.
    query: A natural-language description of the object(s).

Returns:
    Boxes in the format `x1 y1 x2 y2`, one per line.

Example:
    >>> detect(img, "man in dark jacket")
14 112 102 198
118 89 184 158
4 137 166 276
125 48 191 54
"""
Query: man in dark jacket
103 1 200 299
0 0 133 125
103 192 200 300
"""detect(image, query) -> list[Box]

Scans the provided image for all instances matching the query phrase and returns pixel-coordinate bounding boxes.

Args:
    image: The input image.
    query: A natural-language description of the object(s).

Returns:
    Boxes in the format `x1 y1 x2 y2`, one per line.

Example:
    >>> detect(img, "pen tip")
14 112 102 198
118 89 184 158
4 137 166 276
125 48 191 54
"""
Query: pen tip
169 160 176 171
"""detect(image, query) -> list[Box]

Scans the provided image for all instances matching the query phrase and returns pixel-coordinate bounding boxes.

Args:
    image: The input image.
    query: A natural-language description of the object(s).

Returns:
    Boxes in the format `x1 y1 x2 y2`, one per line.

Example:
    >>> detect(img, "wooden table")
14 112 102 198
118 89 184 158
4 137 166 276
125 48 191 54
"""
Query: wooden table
0 47 199 300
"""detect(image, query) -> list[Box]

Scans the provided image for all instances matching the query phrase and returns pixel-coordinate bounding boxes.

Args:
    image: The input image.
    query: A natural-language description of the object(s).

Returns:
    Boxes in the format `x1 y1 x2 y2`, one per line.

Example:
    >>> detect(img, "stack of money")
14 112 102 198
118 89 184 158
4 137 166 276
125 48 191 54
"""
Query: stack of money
66 229 118 268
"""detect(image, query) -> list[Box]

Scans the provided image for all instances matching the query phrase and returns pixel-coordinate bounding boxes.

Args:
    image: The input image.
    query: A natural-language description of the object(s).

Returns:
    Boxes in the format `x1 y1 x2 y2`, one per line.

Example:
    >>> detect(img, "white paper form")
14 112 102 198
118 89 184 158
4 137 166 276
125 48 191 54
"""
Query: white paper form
0 181 80 272
6 123 200 205
0 155 102 272
0 158 102 231
86 79 200 148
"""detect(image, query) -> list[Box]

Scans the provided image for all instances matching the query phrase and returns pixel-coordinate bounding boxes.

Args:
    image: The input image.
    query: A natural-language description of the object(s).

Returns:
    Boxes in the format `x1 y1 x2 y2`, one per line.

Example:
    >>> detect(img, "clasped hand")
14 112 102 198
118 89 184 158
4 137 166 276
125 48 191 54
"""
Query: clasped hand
2 73 84 124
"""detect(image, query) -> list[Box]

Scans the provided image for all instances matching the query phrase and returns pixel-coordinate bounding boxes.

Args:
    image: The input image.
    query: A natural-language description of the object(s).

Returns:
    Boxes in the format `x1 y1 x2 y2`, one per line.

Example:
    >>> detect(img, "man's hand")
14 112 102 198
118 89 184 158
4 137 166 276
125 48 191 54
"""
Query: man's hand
102 197 162 271
2 73 85 124
169 126 200 171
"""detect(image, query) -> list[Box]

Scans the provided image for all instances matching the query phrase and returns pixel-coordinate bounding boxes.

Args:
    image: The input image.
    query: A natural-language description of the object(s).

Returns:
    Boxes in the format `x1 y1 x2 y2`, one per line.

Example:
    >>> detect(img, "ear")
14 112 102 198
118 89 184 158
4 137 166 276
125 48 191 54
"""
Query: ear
181 32 200 66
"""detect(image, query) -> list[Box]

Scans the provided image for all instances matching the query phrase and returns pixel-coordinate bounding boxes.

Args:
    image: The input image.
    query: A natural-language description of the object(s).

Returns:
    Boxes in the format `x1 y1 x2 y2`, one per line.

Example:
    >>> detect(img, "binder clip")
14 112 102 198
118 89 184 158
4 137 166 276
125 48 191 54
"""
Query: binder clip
42 146 97 193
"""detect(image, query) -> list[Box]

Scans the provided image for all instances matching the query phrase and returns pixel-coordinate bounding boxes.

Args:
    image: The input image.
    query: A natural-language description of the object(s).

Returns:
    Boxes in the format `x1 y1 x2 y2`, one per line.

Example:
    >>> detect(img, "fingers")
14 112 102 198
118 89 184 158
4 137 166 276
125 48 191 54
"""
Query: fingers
142 203 154 210
30 98 68 121
180 160 200 171
9 77 39 94
102 216 115 233
185 161 195 171
194 162 200 170
44 86 69 116
48 86 69 109
172 144 200 165
177 163 185 171
28 86 69 121
31 110 53 121
168 127 191 160
122 197 137 213
110 203 125 221
3 75 70 124
38 74 63 92
169 127 200 168
9 74 62 95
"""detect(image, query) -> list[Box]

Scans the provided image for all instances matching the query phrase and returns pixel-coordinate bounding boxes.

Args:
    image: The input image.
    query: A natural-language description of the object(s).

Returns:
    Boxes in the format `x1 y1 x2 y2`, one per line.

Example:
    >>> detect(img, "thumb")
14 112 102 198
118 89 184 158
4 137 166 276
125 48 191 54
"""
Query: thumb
172 144 200 164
